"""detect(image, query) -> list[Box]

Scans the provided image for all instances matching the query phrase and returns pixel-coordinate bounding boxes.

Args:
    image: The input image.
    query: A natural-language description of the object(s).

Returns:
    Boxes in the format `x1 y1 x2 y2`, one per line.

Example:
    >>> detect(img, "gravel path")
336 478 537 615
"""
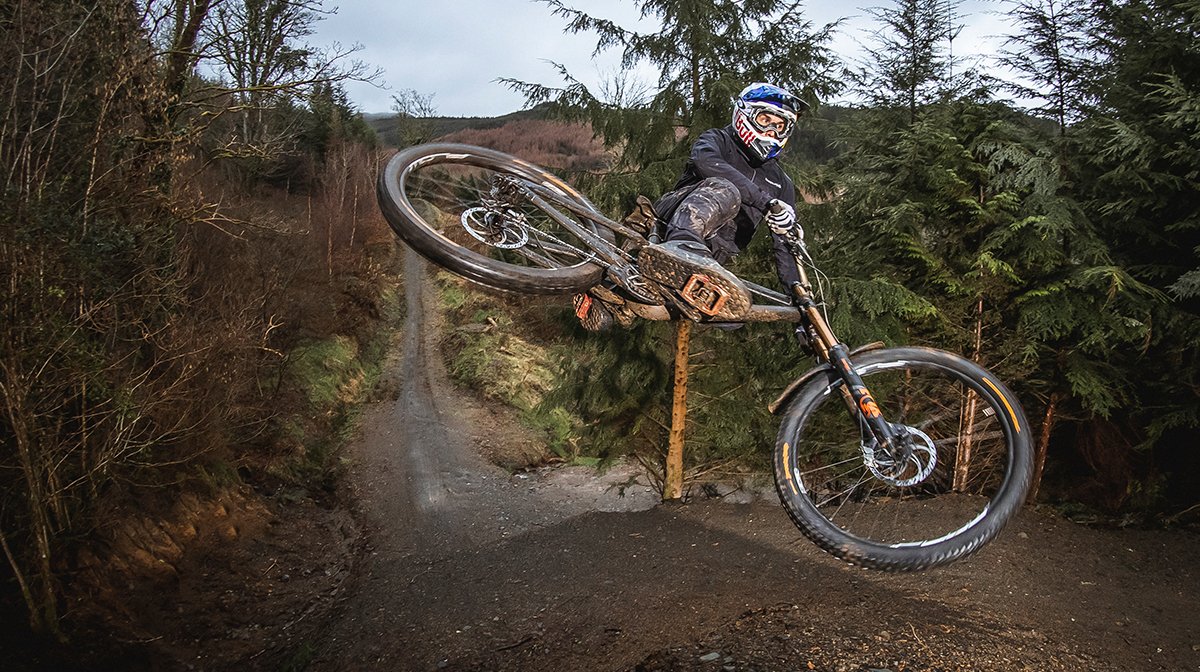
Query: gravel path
309 249 1200 672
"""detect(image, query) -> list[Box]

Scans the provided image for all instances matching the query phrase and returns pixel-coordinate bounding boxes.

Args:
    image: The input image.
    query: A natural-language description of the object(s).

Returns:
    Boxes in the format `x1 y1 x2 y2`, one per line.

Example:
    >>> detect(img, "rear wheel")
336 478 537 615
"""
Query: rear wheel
773 347 1032 571
377 143 608 294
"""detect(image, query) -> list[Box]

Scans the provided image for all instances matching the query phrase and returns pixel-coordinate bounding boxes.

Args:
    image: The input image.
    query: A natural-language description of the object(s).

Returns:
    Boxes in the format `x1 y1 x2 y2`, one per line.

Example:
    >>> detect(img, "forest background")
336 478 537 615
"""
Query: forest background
0 0 1196 650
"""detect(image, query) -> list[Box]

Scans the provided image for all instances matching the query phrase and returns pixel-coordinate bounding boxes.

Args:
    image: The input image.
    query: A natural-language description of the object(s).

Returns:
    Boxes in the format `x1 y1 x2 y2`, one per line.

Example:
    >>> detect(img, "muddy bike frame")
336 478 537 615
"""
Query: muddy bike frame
513 177 911 460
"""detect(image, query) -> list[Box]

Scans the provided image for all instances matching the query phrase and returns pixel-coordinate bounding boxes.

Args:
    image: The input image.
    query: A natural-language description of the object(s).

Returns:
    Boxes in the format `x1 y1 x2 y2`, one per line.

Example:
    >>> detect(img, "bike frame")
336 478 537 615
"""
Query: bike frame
531 183 908 456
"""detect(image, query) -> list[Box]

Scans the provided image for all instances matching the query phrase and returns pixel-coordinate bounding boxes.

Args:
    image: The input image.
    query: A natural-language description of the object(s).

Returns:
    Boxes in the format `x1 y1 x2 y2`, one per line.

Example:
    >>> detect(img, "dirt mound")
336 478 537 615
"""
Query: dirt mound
10 487 359 672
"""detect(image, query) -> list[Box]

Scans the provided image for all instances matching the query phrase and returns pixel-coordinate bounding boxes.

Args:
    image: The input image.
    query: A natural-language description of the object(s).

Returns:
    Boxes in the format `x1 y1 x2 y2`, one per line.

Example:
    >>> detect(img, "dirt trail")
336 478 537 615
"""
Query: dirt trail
310 250 1200 672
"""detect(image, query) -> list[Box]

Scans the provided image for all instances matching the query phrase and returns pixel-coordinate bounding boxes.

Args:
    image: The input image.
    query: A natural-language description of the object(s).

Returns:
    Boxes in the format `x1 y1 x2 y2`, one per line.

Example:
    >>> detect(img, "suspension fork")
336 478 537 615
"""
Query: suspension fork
789 278 905 456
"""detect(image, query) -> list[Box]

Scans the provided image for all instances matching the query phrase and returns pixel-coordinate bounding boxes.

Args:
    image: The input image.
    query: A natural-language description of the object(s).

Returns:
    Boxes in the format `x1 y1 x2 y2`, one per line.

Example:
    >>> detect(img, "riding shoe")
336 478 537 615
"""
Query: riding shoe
573 292 614 332
637 241 751 322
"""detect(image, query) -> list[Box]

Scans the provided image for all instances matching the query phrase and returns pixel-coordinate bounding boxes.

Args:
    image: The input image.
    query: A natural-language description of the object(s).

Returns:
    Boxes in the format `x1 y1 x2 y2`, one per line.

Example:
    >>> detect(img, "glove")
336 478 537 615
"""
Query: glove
765 199 802 239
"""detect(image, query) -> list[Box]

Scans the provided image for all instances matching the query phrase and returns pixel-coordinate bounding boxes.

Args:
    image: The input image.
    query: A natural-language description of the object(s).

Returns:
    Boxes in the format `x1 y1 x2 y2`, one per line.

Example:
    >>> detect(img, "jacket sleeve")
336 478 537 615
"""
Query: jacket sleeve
690 131 775 212
768 175 802 289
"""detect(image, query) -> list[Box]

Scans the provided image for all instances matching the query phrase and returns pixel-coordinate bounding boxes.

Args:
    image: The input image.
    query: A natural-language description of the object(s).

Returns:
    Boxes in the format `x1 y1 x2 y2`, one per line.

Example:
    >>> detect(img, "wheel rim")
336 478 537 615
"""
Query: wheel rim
396 152 599 273
783 359 1016 549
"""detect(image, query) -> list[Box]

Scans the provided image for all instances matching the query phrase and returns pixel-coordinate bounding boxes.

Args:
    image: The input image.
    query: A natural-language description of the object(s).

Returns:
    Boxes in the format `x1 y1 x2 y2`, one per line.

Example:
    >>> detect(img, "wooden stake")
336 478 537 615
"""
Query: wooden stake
664 319 692 501
953 297 986 492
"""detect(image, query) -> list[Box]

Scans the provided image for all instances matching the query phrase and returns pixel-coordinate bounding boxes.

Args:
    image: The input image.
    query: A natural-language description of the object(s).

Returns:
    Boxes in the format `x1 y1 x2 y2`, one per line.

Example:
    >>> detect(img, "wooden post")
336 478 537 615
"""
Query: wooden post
664 320 692 501
953 297 985 492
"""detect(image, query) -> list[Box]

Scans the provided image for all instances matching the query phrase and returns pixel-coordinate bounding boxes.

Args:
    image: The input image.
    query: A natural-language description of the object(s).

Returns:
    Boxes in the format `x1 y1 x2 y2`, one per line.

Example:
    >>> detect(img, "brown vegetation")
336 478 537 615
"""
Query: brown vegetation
0 0 396 643
440 119 612 173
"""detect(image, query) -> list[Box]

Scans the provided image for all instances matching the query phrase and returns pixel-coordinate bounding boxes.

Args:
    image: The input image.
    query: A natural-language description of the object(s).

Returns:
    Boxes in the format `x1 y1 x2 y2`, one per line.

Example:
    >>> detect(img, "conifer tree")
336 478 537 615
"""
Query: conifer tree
1077 0 1200 463
505 0 841 207
998 0 1100 135
988 0 1123 497
851 0 958 125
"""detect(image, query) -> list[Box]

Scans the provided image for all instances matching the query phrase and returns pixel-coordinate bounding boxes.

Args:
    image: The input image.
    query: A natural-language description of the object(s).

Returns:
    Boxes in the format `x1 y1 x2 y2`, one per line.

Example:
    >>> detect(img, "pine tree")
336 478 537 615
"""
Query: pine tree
998 0 1101 135
987 0 1131 499
851 0 958 125
504 0 841 209
1076 0 1200 479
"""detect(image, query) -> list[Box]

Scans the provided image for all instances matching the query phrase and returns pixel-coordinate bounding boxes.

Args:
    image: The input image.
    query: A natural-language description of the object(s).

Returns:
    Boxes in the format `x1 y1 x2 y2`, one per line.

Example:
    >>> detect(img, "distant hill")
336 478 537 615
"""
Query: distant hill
364 105 552 145
368 105 611 173
362 102 854 173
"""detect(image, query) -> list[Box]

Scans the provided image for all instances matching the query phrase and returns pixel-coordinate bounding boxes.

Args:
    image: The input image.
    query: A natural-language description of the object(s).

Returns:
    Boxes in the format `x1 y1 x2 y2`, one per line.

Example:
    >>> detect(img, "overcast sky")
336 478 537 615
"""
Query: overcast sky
314 0 1011 117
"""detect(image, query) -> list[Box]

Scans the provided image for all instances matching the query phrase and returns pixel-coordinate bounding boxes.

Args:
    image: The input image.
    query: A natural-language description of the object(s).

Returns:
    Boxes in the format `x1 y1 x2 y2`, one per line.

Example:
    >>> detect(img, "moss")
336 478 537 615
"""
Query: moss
289 336 364 409
269 274 403 487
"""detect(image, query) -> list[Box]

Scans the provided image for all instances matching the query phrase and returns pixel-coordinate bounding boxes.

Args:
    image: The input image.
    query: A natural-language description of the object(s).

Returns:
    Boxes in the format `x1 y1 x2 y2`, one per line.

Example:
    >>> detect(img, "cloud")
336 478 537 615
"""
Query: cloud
322 0 651 115
316 0 1013 116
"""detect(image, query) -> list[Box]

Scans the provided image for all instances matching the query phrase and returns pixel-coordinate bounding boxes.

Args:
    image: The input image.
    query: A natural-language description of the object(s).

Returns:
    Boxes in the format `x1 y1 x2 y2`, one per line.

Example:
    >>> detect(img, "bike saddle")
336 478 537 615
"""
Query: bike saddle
637 241 752 322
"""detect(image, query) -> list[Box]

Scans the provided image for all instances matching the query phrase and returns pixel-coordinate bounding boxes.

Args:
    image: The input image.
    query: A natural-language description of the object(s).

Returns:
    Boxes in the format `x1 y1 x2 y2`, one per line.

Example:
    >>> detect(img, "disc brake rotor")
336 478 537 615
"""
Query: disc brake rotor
461 206 529 249
863 425 937 487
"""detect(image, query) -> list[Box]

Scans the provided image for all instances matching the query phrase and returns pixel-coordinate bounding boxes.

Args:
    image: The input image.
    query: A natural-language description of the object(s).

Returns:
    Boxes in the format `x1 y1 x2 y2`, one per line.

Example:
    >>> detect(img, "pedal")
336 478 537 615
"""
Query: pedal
681 274 729 316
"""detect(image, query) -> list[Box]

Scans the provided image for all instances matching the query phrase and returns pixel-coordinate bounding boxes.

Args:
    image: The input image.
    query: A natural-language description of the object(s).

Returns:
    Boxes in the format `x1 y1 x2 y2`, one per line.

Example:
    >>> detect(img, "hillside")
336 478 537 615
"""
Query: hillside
368 106 611 172
364 106 549 141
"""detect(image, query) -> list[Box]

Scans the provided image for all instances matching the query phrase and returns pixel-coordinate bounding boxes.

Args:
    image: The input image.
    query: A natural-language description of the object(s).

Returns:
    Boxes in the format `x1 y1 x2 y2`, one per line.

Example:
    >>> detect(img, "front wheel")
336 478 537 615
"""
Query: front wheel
773 347 1032 571
377 143 608 294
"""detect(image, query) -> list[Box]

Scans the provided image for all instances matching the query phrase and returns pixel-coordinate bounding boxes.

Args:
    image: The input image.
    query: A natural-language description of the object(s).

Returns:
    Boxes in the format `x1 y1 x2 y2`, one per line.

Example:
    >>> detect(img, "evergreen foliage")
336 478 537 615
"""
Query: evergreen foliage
852 0 958 121
998 0 1101 132
1077 0 1200 451
503 0 841 211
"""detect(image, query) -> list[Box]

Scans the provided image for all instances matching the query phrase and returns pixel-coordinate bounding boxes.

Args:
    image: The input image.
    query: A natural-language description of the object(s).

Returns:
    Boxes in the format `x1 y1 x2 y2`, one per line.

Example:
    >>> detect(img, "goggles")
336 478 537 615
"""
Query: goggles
747 104 795 139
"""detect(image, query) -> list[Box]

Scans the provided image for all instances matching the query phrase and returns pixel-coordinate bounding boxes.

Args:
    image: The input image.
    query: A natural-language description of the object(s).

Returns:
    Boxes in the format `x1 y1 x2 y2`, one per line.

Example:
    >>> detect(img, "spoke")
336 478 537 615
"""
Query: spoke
797 454 861 477
823 469 875 520
524 225 594 261
405 160 602 273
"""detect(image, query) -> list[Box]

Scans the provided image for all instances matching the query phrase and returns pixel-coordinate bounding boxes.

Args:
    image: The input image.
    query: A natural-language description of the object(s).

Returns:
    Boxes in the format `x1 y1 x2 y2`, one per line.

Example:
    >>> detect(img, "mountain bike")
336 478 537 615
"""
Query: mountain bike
377 142 1033 571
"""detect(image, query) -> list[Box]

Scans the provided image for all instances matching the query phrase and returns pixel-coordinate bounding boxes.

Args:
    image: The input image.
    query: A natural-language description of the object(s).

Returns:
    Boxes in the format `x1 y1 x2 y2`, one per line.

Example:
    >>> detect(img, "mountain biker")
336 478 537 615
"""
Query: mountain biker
577 82 807 331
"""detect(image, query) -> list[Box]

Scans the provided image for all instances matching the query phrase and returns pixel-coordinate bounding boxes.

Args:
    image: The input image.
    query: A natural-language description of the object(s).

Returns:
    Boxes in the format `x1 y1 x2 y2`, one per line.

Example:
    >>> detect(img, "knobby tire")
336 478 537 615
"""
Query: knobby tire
772 346 1033 571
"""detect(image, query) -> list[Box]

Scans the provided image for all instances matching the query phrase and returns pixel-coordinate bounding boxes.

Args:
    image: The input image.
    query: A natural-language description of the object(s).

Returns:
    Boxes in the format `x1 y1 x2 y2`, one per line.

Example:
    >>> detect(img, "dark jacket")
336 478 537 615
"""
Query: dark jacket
665 125 801 288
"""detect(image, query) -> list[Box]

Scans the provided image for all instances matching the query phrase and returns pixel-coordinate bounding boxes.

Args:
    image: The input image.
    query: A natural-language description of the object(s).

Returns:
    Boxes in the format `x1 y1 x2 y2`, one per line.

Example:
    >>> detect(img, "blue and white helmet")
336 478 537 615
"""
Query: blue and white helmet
731 83 807 161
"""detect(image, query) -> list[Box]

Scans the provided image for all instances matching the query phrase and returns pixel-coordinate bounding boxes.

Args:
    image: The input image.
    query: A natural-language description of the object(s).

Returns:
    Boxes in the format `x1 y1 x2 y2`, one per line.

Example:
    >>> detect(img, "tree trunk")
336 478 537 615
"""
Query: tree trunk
1028 391 1060 503
664 320 692 501
953 297 985 492
0 370 62 638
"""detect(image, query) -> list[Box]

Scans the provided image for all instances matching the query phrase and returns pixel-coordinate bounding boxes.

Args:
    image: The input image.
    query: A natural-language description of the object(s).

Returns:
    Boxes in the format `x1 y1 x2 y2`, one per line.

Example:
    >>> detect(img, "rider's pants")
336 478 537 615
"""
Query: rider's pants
662 177 740 264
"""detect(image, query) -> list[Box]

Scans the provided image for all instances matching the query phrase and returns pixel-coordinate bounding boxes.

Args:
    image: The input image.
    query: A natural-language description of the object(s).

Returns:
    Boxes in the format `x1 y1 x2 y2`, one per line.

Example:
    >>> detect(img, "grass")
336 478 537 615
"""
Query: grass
434 272 591 460
290 336 365 409
265 276 405 488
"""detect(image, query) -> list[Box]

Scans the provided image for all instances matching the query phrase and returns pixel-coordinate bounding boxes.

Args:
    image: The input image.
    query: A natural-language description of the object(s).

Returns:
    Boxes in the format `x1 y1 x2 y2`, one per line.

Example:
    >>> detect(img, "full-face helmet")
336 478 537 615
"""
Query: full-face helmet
731 83 807 161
